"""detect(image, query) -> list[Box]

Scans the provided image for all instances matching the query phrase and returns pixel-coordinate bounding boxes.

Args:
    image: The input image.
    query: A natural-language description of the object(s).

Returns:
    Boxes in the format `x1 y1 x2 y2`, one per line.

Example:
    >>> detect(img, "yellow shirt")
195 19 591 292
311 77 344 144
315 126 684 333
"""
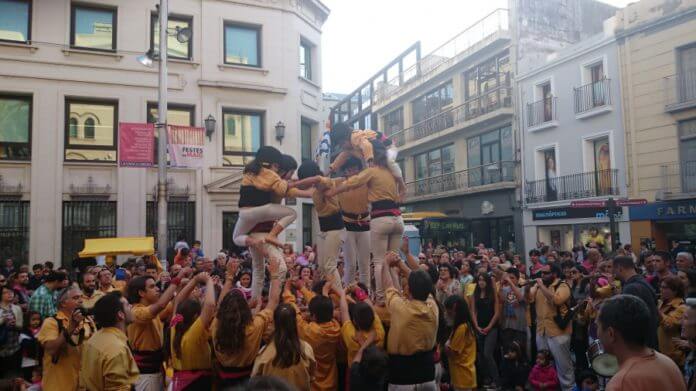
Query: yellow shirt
448 323 477 389
341 315 385 365
212 308 273 368
79 327 139 391
36 311 82 391
170 317 212 371
385 287 439 355
313 177 343 217
338 184 370 224
252 340 316 391
530 279 572 337
329 129 378 172
658 297 687 366
343 166 399 203
127 303 170 352
242 167 300 198
81 290 104 310
297 318 341 391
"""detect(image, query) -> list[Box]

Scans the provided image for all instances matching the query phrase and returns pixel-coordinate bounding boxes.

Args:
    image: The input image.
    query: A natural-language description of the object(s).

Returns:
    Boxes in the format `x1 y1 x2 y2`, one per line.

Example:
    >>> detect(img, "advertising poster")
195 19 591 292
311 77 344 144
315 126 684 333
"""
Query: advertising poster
119 122 154 167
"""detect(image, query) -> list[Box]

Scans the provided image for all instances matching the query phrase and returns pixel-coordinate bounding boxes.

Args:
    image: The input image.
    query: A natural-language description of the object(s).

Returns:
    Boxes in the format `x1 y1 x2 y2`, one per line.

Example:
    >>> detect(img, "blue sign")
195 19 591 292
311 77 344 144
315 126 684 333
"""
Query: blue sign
629 200 696 221
532 207 622 221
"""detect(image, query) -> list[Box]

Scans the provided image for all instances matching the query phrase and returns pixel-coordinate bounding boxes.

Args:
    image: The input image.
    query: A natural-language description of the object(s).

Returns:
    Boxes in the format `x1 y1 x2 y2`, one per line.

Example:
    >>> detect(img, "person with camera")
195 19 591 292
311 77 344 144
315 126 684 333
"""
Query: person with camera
499 268 528 360
36 286 96 391
527 263 575 391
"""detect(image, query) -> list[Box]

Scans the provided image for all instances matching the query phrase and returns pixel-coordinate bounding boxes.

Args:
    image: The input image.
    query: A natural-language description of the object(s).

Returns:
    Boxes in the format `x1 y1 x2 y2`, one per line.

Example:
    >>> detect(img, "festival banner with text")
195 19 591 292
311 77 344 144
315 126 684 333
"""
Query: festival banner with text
119 122 154 167
168 125 205 168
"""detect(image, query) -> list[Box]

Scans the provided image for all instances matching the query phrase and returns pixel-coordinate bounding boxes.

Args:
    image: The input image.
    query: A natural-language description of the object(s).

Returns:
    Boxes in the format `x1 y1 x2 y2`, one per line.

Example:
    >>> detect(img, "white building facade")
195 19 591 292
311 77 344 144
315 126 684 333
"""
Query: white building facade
0 0 329 265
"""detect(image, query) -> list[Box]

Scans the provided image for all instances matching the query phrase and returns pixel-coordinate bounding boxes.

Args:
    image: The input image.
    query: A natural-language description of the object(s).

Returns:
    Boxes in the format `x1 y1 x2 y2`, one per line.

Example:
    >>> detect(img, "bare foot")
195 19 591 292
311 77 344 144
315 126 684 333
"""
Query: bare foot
264 235 284 248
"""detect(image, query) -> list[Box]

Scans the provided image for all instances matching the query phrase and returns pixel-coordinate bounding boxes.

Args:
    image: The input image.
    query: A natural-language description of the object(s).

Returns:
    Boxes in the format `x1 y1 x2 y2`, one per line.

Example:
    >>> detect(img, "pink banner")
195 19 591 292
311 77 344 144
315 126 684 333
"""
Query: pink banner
119 122 154 167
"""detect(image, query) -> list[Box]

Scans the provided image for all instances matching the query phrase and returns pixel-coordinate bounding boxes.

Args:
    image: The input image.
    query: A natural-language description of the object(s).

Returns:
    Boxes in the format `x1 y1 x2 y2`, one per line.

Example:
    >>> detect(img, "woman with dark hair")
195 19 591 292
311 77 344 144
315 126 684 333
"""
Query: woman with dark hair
469 272 500 388
444 295 477 391
213 258 281 387
251 303 316 391
326 140 405 303
658 275 687 366
169 272 216 391
435 262 460 303
677 268 696 299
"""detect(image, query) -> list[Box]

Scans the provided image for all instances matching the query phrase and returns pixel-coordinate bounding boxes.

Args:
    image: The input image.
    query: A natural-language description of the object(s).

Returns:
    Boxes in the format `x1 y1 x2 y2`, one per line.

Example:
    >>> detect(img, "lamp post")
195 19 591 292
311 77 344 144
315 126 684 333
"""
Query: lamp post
156 0 169 262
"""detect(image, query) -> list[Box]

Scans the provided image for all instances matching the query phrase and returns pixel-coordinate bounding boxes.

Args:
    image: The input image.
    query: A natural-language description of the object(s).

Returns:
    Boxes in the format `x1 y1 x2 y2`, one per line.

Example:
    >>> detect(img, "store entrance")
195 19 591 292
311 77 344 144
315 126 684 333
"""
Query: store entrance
657 220 696 253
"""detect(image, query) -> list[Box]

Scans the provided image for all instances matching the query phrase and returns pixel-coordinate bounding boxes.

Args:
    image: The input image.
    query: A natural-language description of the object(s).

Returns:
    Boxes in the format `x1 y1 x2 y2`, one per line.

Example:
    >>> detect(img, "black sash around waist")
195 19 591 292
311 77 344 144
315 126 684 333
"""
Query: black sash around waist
342 211 370 232
318 212 345 232
238 185 272 207
371 199 401 218
132 349 164 374
387 349 436 385
217 364 253 380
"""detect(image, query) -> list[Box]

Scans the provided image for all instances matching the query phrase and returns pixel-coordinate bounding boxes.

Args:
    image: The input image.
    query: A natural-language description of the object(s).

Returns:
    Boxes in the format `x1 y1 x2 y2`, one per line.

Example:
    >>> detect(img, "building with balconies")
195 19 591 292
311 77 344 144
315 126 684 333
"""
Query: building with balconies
615 0 696 252
517 17 630 253
0 0 329 265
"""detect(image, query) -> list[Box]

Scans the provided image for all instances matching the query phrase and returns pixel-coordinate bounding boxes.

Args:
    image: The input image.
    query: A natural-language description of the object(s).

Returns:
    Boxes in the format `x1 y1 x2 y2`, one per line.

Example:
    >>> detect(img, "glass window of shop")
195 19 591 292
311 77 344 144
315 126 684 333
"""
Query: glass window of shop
412 81 453 124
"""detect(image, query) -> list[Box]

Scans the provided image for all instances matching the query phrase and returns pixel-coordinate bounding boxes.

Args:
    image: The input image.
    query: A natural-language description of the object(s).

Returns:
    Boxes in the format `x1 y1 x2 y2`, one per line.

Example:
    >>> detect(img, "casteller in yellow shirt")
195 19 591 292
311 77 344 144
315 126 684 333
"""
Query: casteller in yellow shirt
447 323 477 389
79 327 139 391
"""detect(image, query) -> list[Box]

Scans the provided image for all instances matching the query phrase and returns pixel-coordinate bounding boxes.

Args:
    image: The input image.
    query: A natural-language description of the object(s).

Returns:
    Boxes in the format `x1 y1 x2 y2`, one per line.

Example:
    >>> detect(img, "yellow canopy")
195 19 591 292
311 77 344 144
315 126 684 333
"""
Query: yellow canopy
78 237 155 258
402 211 448 223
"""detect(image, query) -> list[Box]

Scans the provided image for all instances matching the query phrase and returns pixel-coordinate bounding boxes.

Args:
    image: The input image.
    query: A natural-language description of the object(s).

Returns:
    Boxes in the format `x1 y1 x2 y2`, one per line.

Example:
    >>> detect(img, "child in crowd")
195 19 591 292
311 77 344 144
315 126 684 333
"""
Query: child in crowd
500 341 530 391
233 146 317 249
349 330 388 391
573 370 599 391
444 295 477 391
328 122 406 201
235 269 253 301
528 350 559 391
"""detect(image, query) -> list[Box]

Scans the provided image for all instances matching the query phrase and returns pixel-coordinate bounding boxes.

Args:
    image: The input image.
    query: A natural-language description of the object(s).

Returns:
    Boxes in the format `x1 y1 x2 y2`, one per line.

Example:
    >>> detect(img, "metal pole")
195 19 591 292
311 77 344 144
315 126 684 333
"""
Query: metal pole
607 197 617 252
157 0 168 261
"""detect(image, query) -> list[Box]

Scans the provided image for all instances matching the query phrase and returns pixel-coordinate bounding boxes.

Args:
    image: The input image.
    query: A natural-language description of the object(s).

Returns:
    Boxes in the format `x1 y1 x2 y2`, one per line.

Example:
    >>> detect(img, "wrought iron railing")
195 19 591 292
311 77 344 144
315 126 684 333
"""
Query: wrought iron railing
525 169 619 204
660 161 696 197
373 9 509 107
664 71 696 111
527 96 557 128
389 85 512 147
406 161 516 199
574 78 611 114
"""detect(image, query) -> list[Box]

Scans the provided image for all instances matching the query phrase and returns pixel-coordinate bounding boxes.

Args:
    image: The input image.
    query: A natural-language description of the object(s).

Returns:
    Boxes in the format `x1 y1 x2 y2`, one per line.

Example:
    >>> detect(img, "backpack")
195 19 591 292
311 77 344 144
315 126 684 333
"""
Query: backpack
553 281 576 330
36 316 65 365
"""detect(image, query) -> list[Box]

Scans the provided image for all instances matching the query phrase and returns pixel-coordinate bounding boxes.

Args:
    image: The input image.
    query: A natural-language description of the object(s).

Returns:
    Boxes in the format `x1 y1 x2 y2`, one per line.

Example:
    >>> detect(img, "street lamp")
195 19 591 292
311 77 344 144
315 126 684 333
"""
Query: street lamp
204 114 216 141
275 121 286 144
136 0 191 261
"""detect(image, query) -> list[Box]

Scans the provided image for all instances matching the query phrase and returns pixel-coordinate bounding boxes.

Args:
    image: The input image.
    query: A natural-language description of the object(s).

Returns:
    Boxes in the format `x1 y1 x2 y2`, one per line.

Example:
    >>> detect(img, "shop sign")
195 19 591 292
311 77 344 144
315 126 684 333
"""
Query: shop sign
532 207 623 221
629 200 696 221
423 218 468 232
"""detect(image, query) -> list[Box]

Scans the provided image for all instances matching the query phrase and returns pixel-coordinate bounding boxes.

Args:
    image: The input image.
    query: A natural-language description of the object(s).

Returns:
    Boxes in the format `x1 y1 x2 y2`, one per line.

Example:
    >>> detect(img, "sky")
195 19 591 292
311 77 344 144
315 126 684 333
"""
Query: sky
320 0 634 94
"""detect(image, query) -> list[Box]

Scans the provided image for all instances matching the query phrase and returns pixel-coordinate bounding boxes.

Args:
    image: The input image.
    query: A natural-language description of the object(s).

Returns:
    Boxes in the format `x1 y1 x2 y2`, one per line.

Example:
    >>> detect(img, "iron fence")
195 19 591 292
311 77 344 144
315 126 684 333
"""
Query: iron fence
406 161 516 199
0 201 29 264
527 96 557 128
62 201 117 265
574 78 611 114
525 169 619 204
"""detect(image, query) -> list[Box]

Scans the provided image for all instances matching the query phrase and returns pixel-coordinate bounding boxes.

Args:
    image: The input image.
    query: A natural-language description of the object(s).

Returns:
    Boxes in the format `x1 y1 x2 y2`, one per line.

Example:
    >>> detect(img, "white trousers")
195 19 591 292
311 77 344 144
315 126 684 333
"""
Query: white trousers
233 204 296 247
342 230 371 286
135 372 163 391
371 215 404 302
249 232 288 299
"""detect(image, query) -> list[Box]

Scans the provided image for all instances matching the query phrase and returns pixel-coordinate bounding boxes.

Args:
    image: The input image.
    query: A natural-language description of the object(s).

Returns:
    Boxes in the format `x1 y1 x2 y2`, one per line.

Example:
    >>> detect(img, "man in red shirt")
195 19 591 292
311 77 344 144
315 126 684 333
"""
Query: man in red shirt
599 294 685 391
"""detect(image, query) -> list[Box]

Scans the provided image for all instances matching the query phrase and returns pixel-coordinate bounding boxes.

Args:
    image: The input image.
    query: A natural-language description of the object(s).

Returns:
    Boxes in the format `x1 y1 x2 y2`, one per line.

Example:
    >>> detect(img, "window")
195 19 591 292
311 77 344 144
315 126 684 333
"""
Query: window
147 201 195 254
62 201 116 265
223 110 263 166
0 0 30 42
679 119 696 193
467 126 513 185
678 45 696 103
65 99 117 162
383 107 403 136
147 103 195 164
412 82 453 124
151 14 192 60
350 94 359 116
71 4 116 51
360 85 371 110
464 53 511 117
302 204 313 247
299 40 312 80
0 94 31 160
301 120 313 162
414 144 454 180
224 22 260 67
540 82 553 122
0 201 29 264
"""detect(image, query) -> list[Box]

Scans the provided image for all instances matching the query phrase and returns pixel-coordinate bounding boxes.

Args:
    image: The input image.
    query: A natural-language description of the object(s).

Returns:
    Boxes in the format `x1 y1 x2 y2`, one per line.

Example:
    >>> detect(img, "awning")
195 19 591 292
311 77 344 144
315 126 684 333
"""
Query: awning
78 237 155 258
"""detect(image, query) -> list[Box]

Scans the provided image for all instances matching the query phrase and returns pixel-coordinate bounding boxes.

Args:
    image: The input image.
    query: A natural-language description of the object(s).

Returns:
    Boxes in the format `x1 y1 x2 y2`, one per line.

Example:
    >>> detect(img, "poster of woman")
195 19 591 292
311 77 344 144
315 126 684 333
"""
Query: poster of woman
545 150 558 201
595 139 612 195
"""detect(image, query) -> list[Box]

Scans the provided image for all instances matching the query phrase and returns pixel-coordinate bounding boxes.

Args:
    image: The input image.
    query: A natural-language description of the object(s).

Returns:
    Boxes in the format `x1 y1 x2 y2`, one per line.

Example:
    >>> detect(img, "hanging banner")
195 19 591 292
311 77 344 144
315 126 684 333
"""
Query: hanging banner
119 122 154 167
167 125 205 168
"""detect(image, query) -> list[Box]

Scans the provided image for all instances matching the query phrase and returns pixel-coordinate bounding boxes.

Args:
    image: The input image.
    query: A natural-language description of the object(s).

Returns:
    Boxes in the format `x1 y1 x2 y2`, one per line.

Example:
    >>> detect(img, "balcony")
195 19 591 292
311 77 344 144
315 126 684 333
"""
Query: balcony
525 169 619 204
526 96 558 131
574 78 612 118
389 84 512 148
664 71 696 113
405 161 516 201
658 161 696 200
373 9 509 109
